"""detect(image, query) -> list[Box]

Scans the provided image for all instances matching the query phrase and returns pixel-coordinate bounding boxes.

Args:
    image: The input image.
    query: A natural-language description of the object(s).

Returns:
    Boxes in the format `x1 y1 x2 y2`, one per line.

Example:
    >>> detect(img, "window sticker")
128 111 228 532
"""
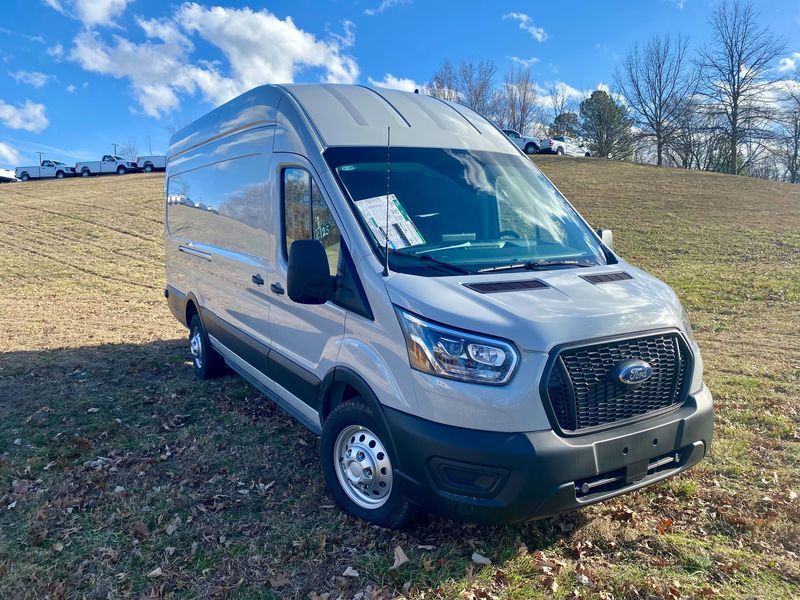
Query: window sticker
354 194 425 250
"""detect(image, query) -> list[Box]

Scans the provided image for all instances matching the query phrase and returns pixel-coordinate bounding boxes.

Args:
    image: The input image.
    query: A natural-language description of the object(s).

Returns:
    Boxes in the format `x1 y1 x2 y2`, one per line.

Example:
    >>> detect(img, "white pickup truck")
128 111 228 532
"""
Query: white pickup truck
75 155 138 177
15 160 76 181
136 155 166 173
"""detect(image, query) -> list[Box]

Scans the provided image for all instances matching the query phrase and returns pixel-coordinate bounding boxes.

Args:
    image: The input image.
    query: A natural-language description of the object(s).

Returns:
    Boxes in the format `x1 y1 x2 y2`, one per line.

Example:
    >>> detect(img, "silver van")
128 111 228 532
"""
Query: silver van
164 84 713 527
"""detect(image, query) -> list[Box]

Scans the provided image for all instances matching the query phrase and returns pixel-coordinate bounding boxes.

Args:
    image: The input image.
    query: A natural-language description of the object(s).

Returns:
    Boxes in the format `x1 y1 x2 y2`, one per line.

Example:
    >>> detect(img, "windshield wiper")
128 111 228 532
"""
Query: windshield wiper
478 259 594 274
390 250 473 274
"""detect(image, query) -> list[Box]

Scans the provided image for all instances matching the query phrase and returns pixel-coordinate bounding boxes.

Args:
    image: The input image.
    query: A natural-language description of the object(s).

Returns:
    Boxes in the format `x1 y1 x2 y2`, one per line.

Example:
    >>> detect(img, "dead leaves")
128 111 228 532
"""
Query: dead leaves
132 521 151 540
471 552 492 566
389 545 409 570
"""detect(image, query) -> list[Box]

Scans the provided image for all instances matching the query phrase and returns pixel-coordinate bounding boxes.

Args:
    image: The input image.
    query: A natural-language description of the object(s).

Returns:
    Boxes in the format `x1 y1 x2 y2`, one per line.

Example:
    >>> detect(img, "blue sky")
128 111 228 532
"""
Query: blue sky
1 0 798 168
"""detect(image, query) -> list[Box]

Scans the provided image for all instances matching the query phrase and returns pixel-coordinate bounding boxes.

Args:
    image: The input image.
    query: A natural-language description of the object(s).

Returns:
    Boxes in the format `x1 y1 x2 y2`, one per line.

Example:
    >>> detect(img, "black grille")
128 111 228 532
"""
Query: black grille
544 333 690 432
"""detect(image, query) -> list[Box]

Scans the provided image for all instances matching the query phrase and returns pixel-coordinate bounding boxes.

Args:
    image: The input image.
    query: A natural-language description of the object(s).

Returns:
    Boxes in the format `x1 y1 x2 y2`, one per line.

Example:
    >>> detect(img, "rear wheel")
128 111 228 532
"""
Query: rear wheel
20 173 30 181
188 314 225 379
321 400 418 528
524 143 538 155
144 164 154 173
556 147 565 155
584 152 591 157
81 169 90 178
116 166 127 175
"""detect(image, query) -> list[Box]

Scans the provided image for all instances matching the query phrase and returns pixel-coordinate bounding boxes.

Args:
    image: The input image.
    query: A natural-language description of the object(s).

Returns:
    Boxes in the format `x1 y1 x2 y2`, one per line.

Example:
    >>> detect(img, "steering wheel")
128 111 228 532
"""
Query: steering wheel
498 229 521 239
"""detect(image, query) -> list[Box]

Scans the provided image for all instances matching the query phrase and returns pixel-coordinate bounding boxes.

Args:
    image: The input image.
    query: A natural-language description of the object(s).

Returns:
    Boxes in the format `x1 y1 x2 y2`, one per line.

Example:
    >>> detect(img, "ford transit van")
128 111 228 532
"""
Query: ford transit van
164 84 713 527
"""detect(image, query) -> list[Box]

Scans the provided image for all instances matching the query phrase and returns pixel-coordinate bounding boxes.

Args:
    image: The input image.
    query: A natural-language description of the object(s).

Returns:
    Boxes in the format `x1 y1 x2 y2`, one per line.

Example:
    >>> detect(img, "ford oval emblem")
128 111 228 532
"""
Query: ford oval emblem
612 359 653 386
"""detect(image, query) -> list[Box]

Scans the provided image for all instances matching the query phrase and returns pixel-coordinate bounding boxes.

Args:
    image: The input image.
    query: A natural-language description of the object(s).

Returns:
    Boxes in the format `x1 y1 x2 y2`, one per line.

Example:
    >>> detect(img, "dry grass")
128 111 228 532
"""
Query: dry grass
0 160 798 599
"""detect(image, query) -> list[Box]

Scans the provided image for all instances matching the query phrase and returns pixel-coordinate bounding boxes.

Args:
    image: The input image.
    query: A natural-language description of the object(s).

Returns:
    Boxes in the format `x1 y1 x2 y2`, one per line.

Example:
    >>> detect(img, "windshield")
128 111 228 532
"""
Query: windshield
325 147 606 275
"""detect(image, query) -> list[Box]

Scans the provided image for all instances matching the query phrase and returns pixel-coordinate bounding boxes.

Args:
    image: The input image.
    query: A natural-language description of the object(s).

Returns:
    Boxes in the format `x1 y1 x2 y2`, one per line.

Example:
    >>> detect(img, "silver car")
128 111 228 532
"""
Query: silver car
164 83 712 528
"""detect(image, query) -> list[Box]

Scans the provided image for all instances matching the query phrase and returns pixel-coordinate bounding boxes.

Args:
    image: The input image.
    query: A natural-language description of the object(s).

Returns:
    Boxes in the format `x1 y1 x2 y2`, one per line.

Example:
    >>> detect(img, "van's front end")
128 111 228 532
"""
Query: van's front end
321 143 712 524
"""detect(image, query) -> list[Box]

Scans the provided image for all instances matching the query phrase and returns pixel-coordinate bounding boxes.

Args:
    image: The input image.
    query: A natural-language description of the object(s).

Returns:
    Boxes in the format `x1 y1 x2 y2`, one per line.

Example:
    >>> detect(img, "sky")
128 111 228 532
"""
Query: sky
0 0 798 168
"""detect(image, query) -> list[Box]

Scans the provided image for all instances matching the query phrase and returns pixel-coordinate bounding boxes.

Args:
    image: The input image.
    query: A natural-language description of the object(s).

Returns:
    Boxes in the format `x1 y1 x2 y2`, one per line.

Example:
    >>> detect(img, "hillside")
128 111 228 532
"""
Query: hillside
0 161 798 598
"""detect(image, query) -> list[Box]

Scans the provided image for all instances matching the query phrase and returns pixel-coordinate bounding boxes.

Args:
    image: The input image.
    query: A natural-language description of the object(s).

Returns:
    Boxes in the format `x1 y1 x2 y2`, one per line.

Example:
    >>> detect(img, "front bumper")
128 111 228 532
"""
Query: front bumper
386 385 713 523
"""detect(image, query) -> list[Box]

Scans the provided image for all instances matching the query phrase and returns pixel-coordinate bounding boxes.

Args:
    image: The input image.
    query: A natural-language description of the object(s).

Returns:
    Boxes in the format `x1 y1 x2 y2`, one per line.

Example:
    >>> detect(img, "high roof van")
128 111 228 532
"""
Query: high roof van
164 84 713 527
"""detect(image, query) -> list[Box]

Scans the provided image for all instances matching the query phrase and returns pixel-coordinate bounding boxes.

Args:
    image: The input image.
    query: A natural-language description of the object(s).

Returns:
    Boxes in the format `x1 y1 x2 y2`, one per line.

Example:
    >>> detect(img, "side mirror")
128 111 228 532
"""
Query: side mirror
287 239 335 304
597 228 614 251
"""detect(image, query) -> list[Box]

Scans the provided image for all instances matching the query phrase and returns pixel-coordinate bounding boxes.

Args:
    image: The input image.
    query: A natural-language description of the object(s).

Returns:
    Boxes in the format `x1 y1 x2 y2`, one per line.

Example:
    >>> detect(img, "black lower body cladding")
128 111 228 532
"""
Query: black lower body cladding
386 392 713 524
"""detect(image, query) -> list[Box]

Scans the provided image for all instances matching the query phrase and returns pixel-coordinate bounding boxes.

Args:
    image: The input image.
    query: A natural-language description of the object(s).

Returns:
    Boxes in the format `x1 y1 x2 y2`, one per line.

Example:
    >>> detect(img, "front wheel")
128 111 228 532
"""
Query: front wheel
524 143 538 155
81 170 90 178
321 401 418 528
116 166 127 175
584 152 591 158
556 147 565 155
56 171 64 179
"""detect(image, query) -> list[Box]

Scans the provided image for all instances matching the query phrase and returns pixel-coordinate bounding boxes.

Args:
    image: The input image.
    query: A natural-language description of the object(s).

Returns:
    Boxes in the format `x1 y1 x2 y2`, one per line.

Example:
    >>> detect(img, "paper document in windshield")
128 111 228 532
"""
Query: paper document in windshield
354 194 425 250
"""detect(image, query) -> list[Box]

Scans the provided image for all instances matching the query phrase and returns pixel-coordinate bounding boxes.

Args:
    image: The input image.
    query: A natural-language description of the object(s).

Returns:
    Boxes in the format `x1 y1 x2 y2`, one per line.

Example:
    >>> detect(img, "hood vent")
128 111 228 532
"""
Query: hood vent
464 279 548 294
581 272 633 284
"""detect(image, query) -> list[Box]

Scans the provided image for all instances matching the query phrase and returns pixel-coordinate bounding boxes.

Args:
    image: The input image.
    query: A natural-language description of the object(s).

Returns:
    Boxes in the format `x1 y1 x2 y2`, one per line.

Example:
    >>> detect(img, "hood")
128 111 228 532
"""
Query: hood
385 263 684 353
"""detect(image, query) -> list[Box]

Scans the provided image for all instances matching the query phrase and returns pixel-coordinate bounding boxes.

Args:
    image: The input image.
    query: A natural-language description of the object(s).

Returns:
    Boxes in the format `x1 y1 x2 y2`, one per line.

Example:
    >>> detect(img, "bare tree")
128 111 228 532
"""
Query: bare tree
696 0 785 174
457 59 502 120
167 116 194 138
775 77 800 183
547 82 577 134
501 64 539 135
427 61 460 102
615 34 698 166
119 141 138 161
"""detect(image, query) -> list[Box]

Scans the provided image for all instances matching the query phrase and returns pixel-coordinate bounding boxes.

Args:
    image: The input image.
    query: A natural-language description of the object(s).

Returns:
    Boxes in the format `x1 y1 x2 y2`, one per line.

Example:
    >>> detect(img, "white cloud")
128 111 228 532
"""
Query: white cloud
43 0 132 27
68 4 360 117
47 43 64 60
9 70 51 88
368 73 419 92
364 0 409 16
66 84 76 92
503 12 548 43
510 56 540 67
0 99 49 132
0 141 21 166
778 52 800 73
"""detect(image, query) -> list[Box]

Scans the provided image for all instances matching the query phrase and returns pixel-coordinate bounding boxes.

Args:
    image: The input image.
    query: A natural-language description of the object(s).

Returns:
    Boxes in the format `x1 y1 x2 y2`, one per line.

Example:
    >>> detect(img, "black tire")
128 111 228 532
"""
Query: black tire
81 169 90 178
188 314 225 379
584 152 591 158
20 173 29 181
556 147 565 155
117 166 127 175
321 400 418 528
524 143 538 155
56 171 64 179
144 164 153 173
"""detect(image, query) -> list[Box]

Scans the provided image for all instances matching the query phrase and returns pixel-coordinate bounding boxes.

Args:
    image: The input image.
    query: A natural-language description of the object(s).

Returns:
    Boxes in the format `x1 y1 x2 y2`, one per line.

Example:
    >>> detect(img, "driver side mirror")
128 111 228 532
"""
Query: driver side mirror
597 228 614 251
287 239 335 304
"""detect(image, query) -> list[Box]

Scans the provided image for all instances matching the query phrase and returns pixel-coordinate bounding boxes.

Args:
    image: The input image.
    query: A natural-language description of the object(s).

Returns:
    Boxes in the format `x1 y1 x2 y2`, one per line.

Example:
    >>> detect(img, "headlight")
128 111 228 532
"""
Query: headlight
395 308 518 385
680 306 696 344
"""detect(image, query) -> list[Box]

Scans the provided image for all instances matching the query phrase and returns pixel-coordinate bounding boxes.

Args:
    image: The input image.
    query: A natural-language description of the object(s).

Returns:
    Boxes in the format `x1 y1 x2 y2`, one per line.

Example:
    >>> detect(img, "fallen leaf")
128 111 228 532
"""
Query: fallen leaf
789 490 798 501
147 567 163 578
113 486 125 494
390 545 409 570
657 517 674 534
73 437 91 450
132 521 151 540
6 501 16 510
418 544 435 551
342 566 359 578
471 552 491 566
87 407 99 413
269 574 290 588
51 542 64 552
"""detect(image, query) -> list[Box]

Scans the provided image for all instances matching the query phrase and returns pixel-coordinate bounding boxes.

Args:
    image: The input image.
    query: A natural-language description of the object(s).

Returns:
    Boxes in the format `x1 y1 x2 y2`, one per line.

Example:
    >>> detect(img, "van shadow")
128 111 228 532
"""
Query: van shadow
0 338 591 597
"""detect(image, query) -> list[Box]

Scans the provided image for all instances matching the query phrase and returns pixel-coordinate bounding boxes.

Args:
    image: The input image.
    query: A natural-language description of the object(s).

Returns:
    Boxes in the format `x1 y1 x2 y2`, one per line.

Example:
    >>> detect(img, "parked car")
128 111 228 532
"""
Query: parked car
164 84 712 528
540 135 592 157
501 129 540 154
136 155 167 173
0 168 18 183
15 159 76 181
75 155 138 177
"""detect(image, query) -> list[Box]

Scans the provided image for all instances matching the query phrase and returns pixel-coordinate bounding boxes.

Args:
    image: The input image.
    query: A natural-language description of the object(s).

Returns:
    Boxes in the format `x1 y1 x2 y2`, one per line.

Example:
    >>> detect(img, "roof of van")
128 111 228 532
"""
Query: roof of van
168 84 515 157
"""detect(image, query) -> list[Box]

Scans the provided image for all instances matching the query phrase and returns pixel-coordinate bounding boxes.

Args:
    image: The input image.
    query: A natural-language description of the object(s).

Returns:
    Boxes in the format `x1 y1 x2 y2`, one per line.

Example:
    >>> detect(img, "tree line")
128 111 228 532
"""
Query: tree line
424 0 799 183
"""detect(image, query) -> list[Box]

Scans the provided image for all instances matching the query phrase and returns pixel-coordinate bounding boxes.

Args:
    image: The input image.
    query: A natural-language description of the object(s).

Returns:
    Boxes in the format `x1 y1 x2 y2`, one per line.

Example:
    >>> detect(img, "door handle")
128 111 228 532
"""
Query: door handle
270 282 284 295
251 274 264 286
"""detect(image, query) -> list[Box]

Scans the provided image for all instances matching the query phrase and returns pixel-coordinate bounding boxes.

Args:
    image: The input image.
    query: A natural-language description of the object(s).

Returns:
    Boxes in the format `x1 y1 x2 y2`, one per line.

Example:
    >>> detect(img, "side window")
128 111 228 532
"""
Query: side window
282 167 341 275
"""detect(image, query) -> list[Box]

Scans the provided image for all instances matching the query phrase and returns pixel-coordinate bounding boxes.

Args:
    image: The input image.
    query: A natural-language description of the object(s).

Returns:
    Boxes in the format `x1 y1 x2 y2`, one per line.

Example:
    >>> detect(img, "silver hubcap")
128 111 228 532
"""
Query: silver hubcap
190 330 203 368
334 425 392 509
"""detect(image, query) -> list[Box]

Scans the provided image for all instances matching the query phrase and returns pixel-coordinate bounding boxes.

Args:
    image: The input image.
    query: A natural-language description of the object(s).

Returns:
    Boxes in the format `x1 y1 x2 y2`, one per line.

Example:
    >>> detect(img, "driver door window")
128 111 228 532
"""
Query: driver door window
282 167 341 275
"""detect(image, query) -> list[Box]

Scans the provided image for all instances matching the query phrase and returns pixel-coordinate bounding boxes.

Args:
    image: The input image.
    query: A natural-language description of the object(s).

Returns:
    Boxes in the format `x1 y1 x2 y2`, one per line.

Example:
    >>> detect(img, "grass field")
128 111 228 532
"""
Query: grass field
0 157 798 599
